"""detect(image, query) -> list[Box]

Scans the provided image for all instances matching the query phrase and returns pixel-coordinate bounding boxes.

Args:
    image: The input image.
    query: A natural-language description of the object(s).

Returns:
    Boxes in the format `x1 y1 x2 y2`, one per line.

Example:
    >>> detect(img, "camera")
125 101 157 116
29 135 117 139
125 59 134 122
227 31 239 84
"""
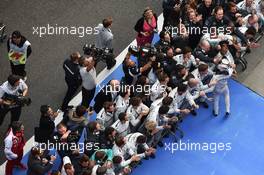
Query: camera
83 44 116 69
2 93 31 109
128 45 158 58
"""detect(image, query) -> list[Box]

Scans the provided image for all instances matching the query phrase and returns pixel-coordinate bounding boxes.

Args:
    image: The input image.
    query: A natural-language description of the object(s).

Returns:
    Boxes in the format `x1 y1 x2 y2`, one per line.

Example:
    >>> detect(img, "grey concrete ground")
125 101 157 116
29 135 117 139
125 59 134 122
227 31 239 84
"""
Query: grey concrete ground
0 0 163 163
235 38 264 96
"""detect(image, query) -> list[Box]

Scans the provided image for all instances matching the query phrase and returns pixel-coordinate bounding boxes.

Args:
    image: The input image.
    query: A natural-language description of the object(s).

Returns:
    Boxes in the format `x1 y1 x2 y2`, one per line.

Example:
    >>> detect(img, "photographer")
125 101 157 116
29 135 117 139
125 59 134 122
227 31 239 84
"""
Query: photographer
158 47 177 77
122 52 152 85
80 56 96 108
154 31 171 54
35 105 59 143
0 74 29 126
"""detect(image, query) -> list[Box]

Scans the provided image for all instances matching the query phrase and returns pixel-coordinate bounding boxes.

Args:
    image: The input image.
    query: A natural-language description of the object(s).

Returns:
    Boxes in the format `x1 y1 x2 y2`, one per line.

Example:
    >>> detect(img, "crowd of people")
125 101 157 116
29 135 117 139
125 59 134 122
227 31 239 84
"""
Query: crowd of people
1 0 263 174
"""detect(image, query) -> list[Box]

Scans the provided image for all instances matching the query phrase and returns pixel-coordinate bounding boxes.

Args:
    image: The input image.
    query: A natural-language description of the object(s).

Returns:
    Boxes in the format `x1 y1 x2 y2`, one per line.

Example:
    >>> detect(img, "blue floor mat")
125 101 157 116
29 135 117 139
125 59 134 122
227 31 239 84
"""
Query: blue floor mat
132 80 264 175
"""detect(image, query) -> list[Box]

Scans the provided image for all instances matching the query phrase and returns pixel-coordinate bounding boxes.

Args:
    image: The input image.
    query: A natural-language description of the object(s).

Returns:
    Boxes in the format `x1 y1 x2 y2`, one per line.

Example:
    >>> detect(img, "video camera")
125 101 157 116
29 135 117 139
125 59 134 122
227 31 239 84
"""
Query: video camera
2 93 31 109
83 44 116 69
128 45 158 58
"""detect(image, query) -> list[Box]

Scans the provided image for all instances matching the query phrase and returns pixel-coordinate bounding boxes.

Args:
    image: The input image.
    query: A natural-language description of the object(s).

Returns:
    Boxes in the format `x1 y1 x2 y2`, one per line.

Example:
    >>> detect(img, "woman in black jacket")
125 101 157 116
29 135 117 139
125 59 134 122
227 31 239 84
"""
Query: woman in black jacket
134 7 158 46
35 105 58 143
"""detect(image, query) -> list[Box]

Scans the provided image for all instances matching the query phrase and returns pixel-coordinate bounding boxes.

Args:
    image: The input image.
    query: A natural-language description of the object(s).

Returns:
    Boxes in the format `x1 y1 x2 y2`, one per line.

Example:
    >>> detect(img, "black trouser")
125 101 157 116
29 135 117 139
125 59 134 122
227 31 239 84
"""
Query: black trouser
61 81 80 111
81 87 96 108
10 61 26 77
0 106 22 126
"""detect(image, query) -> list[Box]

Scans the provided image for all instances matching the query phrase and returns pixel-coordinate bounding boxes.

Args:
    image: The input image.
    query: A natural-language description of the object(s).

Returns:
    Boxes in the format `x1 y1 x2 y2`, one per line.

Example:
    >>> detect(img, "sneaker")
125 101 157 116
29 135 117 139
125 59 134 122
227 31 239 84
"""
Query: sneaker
150 154 156 159
190 110 197 116
213 110 218 117
158 141 164 147
225 112 230 117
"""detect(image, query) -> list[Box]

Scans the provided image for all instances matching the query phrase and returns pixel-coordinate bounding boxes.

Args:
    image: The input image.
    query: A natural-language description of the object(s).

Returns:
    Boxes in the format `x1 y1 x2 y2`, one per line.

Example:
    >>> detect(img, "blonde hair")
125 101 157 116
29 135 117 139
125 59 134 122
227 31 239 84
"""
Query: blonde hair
145 120 157 131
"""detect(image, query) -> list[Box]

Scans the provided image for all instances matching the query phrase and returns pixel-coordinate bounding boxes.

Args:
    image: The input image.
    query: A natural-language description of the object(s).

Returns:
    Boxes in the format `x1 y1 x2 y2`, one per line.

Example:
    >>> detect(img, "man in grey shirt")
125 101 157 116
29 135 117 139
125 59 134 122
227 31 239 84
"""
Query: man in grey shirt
96 17 114 49
80 56 97 108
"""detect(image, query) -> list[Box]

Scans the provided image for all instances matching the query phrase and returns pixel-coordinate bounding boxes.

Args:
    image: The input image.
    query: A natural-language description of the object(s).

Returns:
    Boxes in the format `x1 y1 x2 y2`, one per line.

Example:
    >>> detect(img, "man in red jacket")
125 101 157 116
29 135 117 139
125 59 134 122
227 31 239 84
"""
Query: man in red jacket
4 121 26 175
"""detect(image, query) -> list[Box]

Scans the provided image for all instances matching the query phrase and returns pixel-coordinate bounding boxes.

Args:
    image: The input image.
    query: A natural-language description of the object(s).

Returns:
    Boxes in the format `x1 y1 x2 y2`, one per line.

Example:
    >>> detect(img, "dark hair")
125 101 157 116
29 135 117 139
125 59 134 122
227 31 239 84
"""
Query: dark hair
177 83 188 93
198 64 208 72
162 97 173 106
76 105 87 117
219 40 229 47
158 105 169 115
159 31 166 39
136 135 147 144
175 64 186 72
64 163 73 171
95 151 106 162
87 121 98 133
70 52 80 62
115 136 125 147
245 26 257 36
31 147 42 157
102 17 113 28
11 121 23 133
104 126 115 137
103 101 114 110
119 87 130 97
130 96 141 106
182 47 192 55
118 112 127 121
7 74 20 86
80 154 90 164
214 6 223 14
157 72 169 82
136 76 148 86
81 170 92 175
12 30 21 38
228 2 237 10
40 105 50 116
113 156 122 164
96 166 107 175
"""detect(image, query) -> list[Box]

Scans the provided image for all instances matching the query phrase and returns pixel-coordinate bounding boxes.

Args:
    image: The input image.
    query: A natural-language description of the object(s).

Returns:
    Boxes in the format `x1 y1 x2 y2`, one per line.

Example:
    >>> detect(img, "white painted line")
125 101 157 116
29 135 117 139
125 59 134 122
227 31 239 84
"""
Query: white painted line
0 13 164 172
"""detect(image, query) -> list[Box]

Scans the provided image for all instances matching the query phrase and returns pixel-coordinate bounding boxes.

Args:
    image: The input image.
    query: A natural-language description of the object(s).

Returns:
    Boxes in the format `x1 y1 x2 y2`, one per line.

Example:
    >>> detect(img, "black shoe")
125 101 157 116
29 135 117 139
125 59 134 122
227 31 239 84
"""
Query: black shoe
150 154 156 159
158 141 164 147
225 112 230 117
191 110 197 116
144 156 149 160
200 101 209 108
213 110 218 117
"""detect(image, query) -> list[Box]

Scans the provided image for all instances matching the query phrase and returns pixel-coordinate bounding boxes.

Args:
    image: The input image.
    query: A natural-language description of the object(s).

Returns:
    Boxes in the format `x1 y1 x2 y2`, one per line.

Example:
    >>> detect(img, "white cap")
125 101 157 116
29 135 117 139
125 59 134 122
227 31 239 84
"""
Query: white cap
63 156 71 165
